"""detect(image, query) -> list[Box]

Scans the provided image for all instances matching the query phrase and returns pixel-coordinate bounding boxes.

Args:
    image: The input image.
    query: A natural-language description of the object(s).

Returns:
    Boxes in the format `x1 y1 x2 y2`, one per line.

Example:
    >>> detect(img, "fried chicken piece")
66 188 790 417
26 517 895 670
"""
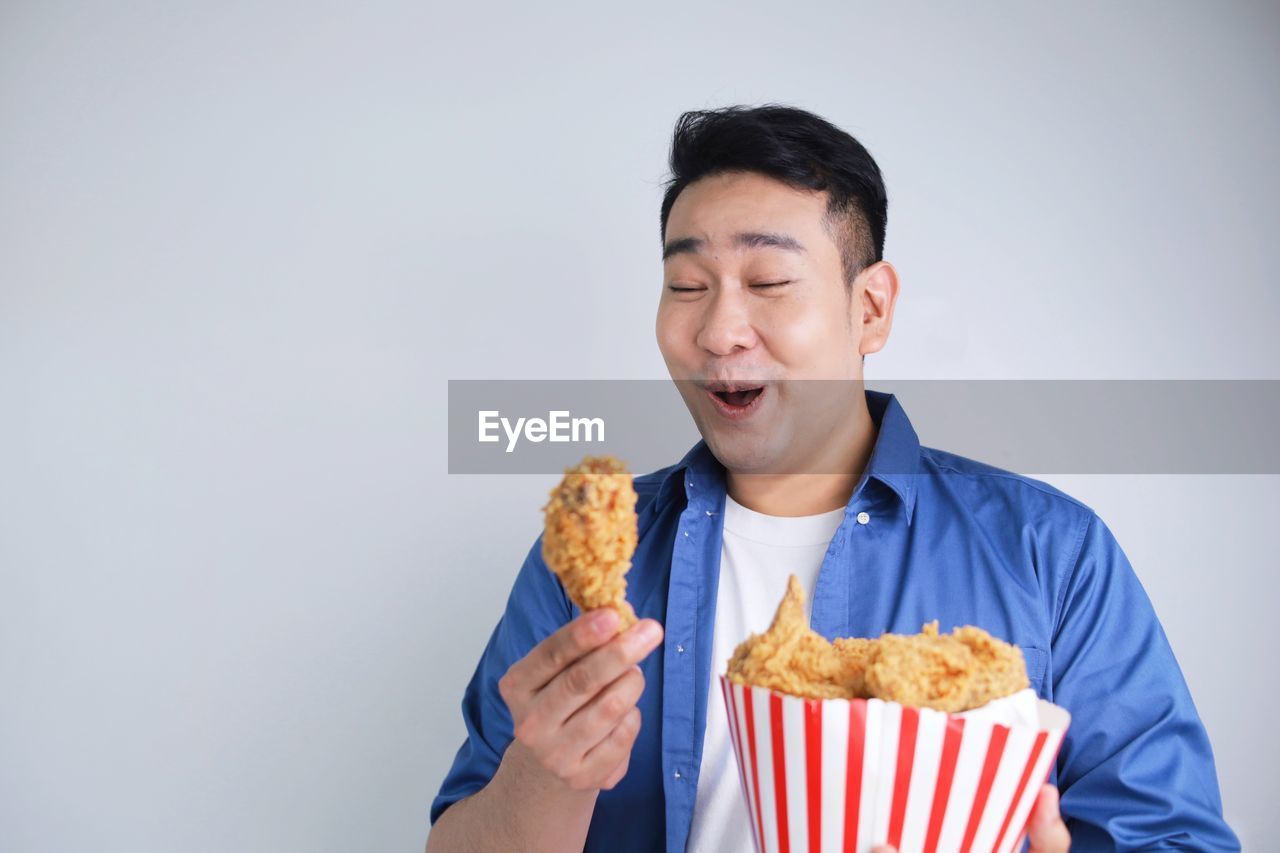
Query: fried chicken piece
831 636 875 698
726 575 853 700
952 625 1030 707
541 455 639 632
862 620 1029 712
863 620 976 712
725 576 1029 711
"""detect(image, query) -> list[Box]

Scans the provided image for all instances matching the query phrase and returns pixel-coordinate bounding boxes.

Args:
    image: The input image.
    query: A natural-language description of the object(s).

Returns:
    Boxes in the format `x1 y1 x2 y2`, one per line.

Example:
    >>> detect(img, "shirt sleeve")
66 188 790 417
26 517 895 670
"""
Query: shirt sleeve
1050 511 1239 850
429 533 573 825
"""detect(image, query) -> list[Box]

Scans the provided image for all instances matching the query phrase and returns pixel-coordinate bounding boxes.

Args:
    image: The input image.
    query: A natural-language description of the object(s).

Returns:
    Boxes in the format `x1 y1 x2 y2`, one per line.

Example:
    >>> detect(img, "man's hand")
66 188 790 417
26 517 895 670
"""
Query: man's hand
497 608 664 793
871 783 1070 852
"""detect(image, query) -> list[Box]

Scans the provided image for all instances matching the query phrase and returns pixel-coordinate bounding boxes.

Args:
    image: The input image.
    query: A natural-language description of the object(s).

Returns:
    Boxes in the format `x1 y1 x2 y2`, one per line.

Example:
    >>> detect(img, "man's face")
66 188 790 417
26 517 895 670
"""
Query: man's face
655 170 891 474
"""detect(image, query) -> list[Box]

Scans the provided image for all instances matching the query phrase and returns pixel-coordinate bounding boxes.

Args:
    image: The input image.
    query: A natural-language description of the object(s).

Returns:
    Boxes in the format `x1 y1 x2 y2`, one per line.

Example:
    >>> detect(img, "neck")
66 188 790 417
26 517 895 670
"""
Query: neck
726 398 877 517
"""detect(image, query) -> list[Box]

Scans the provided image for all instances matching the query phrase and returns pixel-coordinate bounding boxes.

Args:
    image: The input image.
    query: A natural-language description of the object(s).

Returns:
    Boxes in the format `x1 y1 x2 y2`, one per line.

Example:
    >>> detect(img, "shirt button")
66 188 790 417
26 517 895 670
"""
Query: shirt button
673 769 682 780
683 530 689 538
676 644 685 654
856 511 870 525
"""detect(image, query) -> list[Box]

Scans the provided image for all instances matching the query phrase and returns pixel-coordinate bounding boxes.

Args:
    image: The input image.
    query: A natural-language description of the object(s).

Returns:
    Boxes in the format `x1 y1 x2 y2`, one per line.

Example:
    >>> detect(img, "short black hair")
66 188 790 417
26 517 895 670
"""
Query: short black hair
659 104 888 287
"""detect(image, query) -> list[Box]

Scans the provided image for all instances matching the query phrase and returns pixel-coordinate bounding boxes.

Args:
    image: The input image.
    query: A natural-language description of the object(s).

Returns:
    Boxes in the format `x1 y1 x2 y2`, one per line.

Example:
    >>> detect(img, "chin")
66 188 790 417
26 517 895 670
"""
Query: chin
702 430 790 475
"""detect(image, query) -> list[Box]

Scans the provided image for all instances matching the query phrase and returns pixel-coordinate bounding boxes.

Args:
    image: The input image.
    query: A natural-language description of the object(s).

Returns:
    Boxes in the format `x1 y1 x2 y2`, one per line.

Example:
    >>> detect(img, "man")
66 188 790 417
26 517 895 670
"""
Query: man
426 105 1238 851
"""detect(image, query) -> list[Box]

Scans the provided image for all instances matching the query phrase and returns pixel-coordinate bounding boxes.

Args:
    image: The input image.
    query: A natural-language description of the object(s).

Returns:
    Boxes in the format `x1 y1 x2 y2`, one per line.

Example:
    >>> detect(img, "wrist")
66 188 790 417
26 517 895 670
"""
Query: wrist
499 740 601 804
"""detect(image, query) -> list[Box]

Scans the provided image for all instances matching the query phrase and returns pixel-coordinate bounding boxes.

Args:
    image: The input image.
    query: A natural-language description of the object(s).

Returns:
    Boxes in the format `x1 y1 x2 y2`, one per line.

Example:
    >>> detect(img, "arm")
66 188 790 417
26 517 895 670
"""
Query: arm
425 734 603 853
426 539 663 853
1050 512 1239 850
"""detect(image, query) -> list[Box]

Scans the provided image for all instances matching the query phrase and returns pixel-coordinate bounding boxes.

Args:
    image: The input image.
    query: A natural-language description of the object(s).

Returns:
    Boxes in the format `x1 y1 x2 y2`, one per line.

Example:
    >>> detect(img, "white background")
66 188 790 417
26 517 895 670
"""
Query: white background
1 1 1276 849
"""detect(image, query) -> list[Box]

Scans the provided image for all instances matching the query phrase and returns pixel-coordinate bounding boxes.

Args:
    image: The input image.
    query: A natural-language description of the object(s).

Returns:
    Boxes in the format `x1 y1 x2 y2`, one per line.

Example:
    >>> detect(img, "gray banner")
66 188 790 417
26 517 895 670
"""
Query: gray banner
447 380 1280 474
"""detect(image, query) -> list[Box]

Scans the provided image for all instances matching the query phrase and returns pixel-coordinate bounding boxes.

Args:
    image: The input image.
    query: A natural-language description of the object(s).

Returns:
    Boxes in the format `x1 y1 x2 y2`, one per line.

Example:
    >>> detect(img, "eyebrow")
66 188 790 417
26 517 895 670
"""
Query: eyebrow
662 231 807 261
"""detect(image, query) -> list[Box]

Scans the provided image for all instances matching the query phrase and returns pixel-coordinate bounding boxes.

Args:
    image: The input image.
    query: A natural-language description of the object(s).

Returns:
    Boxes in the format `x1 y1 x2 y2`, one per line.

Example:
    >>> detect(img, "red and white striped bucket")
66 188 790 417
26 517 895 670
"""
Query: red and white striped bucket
719 675 1071 853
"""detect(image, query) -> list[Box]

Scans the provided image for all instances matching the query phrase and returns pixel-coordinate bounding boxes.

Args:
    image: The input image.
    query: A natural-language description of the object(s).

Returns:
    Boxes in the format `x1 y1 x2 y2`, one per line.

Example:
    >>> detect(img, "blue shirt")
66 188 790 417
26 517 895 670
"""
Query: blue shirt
430 391 1238 851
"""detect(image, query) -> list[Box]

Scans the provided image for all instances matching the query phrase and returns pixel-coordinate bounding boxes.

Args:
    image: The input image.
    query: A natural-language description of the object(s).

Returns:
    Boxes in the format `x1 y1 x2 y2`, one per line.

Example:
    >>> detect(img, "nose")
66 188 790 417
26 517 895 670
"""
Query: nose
695 288 758 356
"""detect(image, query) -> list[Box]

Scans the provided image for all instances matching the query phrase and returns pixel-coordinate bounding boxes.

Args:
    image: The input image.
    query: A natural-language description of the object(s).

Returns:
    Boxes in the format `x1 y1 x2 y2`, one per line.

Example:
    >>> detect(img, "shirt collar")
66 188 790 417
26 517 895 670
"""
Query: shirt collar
861 390 921 524
656 389 921 524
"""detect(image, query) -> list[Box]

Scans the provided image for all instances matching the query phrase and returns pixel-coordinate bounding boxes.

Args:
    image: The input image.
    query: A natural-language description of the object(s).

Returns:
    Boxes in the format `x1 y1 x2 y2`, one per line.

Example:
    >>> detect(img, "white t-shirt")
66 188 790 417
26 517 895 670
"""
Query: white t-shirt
686 493 846 853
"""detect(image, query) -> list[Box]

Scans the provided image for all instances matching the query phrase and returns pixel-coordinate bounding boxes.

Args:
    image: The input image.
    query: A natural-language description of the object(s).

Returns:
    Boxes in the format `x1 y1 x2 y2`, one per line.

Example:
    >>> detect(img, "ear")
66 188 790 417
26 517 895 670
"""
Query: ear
855 260 900 356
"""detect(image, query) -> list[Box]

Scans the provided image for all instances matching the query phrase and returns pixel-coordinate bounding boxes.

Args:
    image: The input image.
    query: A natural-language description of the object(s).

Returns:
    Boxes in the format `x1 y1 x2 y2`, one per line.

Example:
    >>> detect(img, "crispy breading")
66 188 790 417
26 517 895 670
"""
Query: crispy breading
728 576 1029 711
863 621 1029 711
863 620 977 712
726 576 853 700
831 636 875 698
952 625 1030 707
541 455 638 632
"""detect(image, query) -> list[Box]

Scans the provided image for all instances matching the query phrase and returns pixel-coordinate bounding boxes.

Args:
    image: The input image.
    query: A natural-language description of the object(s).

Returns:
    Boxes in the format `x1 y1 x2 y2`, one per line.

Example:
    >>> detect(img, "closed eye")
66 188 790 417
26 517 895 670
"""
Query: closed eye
667 281 791 293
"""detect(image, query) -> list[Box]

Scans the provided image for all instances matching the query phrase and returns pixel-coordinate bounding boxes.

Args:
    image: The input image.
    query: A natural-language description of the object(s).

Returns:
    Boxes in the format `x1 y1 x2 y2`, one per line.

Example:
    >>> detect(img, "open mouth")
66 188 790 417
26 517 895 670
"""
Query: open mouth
714 387 763 407
703 382 767 419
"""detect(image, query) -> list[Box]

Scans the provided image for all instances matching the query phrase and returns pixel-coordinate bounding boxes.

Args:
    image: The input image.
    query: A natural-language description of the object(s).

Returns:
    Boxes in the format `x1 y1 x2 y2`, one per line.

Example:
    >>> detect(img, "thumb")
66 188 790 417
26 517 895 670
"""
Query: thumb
1027 784 1071 852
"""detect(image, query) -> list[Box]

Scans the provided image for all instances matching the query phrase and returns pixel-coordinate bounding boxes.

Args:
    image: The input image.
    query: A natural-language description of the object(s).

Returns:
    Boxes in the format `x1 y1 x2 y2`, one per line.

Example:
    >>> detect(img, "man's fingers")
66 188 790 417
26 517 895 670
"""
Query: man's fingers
599 754 631 791
576 707 642 790
539 619 662 720
1027 784 1071 852
501 609 620 699
561 665 646 748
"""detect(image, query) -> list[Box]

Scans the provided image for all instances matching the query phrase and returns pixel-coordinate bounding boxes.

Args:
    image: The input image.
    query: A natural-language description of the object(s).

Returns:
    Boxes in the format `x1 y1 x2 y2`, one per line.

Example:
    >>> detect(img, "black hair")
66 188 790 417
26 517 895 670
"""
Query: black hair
659 104 888 287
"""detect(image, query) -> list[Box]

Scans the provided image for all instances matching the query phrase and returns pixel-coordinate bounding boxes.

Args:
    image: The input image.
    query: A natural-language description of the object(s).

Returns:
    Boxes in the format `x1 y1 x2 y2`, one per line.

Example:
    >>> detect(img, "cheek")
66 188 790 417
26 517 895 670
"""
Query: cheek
759 301 855 363
655 303 692 358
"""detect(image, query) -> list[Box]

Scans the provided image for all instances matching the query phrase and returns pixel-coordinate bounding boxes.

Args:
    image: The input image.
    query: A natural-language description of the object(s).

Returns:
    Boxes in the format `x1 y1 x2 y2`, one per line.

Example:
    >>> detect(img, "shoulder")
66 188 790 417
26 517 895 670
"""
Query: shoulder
917 446 1096 539
921 446 1092 510
917 448 1116 621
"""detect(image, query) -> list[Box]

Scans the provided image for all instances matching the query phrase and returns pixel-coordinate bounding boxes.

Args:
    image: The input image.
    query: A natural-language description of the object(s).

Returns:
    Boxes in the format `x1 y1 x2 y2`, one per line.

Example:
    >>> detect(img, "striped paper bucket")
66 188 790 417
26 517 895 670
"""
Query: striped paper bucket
719 675 1071 853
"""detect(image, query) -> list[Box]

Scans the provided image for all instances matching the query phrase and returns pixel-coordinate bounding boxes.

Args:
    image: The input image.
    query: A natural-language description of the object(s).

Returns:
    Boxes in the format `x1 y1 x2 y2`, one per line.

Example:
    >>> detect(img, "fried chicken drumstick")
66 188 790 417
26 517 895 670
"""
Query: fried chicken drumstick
541 455 639 632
